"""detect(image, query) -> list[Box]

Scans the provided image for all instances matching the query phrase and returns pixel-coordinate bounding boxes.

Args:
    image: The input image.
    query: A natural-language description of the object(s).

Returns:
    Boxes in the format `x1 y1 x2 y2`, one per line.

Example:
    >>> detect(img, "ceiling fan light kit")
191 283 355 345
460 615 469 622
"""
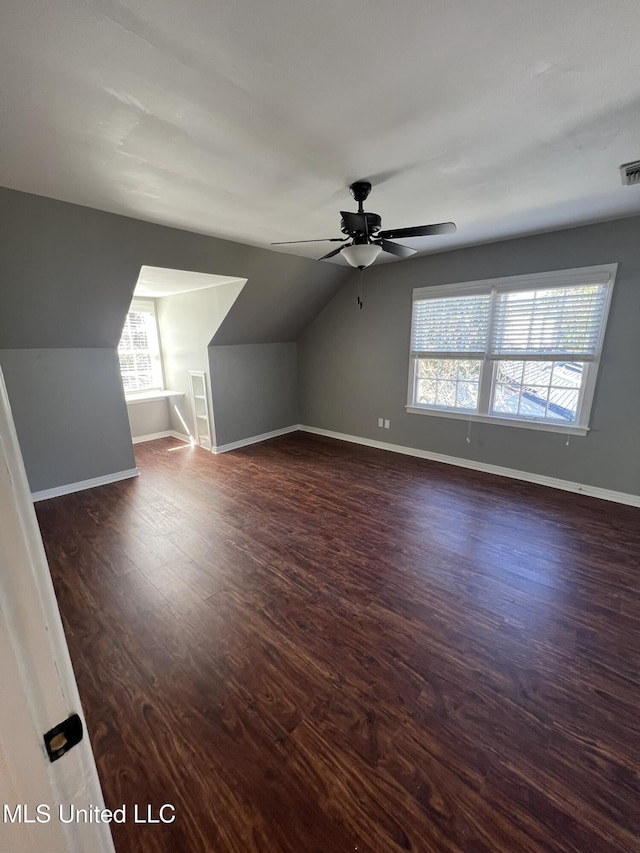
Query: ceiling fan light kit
271 180 456 269
340 242 382 268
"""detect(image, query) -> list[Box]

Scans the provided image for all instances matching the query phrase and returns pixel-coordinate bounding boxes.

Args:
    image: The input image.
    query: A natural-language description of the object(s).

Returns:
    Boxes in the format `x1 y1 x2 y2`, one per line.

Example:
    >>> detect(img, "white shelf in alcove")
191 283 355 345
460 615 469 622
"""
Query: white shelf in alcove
188 370 212 449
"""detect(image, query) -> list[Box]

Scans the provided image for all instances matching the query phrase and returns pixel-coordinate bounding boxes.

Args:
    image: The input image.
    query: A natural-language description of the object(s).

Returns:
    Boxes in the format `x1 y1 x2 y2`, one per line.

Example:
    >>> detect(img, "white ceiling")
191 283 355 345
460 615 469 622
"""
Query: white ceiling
134 265 243 297
2 0 640 264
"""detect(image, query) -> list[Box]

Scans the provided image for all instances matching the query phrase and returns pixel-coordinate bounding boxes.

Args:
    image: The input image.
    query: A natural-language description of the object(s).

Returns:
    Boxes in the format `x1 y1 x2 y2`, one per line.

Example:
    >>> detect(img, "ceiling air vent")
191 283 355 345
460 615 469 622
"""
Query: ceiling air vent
620 160 640 186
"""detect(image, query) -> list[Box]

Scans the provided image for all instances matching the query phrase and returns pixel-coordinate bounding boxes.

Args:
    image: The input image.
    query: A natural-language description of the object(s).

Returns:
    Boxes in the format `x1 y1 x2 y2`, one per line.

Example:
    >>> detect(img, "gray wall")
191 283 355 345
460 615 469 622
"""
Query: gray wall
0 350 135 493
0 186 346 490
157 280 245 441
298 215 640 496
0 187 348 350
5 182 637 496
126 398 172 440
209 343 298 448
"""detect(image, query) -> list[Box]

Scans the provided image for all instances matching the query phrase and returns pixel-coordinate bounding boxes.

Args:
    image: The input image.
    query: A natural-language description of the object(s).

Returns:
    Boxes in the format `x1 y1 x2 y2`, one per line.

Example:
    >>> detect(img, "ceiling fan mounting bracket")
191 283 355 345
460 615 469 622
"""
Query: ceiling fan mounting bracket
349 181 372 205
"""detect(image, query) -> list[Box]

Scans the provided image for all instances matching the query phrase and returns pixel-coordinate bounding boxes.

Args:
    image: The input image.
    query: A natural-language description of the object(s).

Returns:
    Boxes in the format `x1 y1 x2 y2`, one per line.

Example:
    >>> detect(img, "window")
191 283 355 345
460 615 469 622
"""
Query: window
118 299 164 394
407 264 616 434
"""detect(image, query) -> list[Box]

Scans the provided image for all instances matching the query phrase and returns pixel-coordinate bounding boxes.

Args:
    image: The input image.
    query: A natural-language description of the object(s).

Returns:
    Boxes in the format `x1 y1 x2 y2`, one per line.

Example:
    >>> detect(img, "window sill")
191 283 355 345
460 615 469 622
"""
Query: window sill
125 390 184 405
406 406 589 436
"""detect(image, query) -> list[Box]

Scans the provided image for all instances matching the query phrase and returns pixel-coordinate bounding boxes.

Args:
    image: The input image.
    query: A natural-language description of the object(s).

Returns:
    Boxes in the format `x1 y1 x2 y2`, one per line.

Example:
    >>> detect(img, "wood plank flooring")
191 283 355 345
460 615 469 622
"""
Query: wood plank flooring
35 433 640 853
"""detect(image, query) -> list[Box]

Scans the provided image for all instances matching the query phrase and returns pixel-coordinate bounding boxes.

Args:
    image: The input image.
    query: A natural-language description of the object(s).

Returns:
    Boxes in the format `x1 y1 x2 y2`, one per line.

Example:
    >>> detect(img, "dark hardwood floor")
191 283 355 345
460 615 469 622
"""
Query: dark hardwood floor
36 433 640 853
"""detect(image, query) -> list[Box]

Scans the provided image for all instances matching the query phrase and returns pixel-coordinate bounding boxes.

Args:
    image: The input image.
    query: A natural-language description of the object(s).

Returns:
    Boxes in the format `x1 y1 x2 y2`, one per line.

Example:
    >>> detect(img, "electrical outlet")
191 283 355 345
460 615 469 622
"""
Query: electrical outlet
384 419 390 429
378 418 384 427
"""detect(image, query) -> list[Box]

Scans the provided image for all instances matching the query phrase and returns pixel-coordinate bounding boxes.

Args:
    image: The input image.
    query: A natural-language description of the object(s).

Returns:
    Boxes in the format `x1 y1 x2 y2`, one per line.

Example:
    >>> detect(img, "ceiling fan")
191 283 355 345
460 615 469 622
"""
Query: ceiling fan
272 181 456 269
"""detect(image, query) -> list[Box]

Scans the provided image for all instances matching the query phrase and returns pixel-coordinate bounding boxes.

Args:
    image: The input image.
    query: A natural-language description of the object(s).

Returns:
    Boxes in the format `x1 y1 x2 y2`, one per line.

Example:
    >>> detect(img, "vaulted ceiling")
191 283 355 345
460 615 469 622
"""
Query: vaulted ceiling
2 0 640 263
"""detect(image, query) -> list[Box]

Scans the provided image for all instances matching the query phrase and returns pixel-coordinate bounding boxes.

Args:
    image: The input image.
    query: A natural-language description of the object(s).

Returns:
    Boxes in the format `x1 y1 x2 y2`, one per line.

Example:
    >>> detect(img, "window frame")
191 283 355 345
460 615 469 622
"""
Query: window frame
118 297 165 398
406 264 617 435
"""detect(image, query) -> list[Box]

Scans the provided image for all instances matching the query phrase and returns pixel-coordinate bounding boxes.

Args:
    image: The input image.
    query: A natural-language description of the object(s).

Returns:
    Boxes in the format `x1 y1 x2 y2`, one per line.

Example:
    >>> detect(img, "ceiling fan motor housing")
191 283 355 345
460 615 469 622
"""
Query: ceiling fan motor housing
340 212 381 238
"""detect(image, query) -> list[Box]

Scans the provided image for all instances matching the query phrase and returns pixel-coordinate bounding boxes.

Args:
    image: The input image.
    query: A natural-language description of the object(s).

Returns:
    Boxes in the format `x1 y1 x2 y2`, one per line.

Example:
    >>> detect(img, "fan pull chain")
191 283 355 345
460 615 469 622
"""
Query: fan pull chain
356 268 364 309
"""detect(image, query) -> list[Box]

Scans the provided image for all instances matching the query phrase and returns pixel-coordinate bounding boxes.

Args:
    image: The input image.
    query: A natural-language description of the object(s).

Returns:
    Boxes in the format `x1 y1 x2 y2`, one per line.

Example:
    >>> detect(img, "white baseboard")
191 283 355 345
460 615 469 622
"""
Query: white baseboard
299 425 640 508
213 425 299 454
31 426 640 508
32 468 139 503
132 430 192 445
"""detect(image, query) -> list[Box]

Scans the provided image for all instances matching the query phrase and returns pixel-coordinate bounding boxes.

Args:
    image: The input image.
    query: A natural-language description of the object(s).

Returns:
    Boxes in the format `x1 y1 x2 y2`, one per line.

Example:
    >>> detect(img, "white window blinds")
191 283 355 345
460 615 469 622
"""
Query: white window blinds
411 293 491 358
488 283 610 361
118 299 163 393
409 265 616 433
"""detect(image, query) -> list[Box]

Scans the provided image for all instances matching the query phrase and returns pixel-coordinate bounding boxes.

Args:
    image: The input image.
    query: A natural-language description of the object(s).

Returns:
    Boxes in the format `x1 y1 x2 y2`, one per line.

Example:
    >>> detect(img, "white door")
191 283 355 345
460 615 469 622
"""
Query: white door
0 369 115 853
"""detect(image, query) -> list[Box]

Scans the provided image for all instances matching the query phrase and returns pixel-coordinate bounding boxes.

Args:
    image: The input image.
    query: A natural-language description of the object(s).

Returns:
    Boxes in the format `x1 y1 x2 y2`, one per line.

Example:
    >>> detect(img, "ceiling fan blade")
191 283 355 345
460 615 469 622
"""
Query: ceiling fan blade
377 222 457 240
340 211 368 233
375 239 416 258
271 237 347 245
318 245 346 260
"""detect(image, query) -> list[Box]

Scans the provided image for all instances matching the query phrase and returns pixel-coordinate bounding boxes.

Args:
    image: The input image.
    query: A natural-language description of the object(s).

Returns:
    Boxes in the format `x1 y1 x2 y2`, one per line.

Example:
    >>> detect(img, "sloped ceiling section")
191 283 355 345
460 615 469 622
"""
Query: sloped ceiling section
0 187 349 349
210 258 349 345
